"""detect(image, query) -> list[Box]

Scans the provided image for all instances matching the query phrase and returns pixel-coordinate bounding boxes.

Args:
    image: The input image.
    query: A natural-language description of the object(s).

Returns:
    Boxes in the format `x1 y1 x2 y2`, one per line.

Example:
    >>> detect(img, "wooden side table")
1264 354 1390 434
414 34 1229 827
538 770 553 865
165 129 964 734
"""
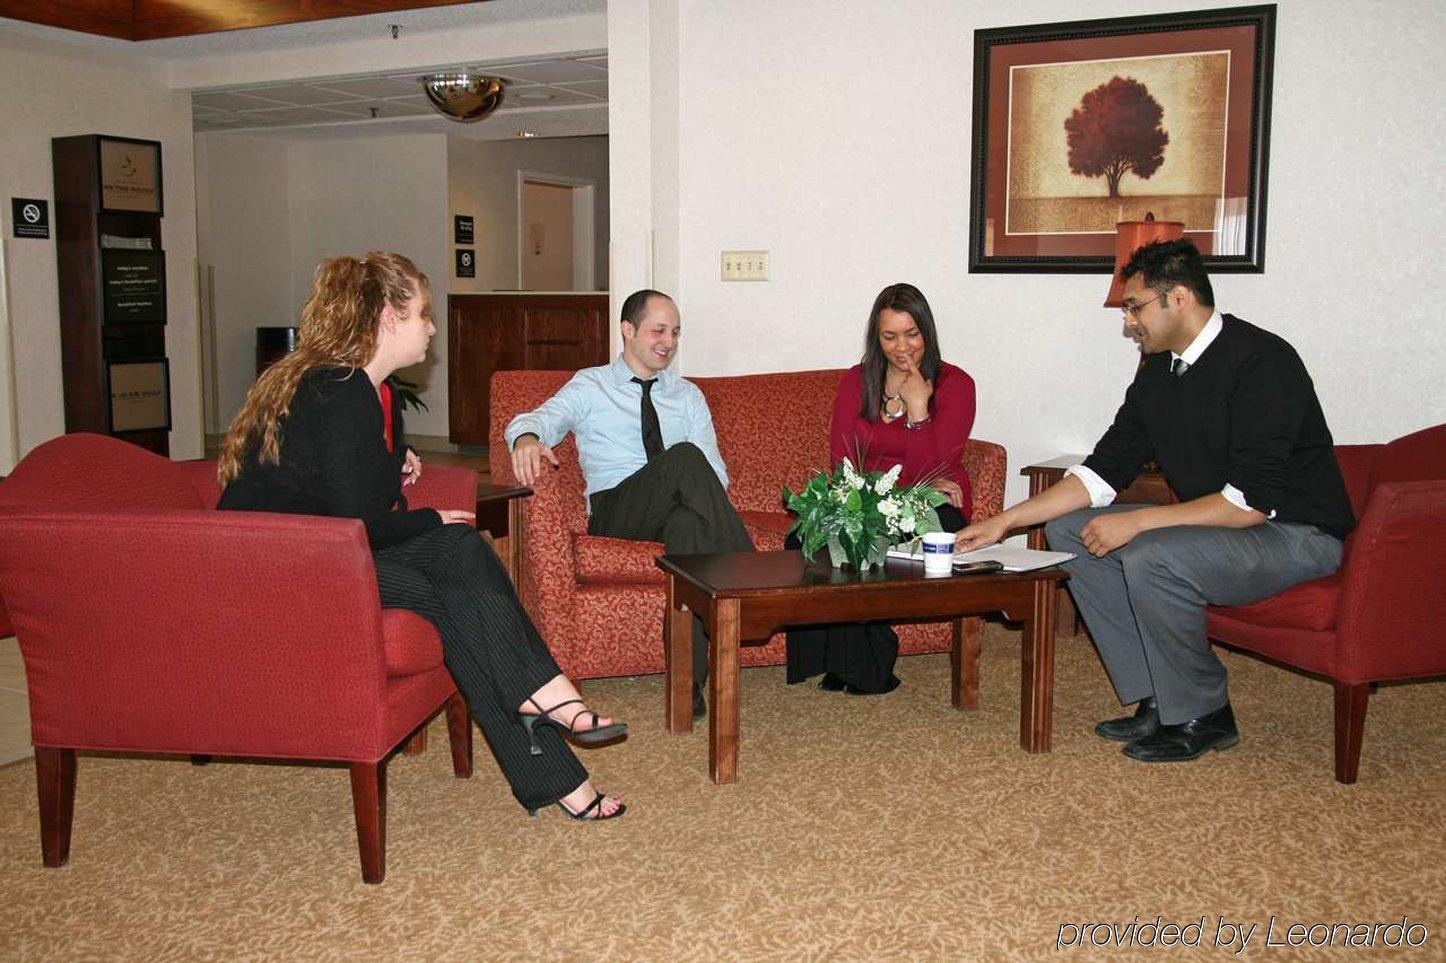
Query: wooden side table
475 482 532 586
1019 457 1177 636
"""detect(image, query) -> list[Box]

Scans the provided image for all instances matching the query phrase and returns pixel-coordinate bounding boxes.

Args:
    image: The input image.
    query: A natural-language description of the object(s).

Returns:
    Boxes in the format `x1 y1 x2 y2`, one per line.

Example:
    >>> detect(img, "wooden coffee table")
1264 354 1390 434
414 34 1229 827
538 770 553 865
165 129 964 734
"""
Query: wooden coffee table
655 550 1068 784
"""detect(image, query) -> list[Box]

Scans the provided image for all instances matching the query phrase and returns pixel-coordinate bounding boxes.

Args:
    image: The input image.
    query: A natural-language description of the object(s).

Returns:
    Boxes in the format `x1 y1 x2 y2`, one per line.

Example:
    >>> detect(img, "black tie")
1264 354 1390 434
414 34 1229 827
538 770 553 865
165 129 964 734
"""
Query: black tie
1172 358 1190 377
632 376 664 462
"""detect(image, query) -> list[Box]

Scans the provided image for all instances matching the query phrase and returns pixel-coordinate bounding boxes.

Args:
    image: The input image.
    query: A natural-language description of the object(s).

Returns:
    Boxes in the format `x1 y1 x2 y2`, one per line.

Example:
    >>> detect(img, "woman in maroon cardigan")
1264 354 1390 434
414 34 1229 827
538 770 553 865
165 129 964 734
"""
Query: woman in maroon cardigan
787 282 977 694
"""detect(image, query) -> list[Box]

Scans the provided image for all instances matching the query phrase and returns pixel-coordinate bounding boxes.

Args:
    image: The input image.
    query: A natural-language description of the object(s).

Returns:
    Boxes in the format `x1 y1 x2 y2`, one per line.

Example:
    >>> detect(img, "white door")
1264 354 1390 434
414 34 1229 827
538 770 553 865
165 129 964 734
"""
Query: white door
521 180 574 291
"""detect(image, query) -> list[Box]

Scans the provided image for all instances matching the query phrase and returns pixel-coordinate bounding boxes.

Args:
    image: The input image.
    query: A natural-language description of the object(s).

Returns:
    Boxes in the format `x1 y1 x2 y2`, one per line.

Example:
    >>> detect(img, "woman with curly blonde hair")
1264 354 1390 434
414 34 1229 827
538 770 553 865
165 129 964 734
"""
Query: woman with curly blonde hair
219 252 626 821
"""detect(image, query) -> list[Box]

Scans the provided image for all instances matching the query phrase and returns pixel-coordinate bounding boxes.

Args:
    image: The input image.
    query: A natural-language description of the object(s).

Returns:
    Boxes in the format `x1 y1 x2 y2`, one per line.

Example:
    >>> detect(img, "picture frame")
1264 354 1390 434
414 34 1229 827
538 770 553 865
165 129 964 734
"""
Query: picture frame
106 358 171 433
97 136 164 215
968 4 1275 273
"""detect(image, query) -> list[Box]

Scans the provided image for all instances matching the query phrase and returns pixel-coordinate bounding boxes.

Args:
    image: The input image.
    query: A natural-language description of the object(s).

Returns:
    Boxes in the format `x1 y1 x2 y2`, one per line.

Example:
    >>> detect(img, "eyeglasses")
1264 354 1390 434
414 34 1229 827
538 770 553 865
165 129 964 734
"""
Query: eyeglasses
1120 292 1167 319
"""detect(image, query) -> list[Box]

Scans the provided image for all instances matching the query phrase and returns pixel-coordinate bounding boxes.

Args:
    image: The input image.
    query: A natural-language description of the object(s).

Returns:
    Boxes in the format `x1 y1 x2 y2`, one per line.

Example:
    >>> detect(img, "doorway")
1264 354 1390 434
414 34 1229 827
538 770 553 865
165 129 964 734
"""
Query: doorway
517 171 596 292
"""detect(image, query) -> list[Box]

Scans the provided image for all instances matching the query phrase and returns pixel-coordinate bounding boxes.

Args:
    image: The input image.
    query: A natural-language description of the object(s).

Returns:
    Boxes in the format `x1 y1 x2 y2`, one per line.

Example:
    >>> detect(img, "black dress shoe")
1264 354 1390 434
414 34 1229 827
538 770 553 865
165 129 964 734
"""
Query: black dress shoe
1123 703 1239 762
692 683 706 719
818 673 848 692
1095 697 1159 742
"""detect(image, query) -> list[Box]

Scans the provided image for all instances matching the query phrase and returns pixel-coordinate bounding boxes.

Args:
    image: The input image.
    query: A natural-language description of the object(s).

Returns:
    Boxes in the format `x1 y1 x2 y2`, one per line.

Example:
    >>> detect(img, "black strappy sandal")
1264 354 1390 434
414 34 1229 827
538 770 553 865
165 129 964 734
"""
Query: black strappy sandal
529 791 627 821
518 697 628 755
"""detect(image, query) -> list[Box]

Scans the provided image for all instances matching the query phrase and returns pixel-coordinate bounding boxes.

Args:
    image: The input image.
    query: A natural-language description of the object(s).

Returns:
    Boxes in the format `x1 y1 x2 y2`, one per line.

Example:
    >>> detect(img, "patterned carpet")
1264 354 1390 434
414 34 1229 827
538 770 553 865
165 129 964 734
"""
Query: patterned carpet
2 625 1444 961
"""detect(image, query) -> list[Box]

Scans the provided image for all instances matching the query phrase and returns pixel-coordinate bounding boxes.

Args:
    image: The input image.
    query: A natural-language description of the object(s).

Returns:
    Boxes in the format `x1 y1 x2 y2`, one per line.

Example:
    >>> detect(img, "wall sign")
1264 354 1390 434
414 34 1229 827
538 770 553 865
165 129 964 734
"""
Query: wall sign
455 215 475 245
98 137 164 215
107 359 171 432
11 198 49 239
456 248 476 278
102 250 167 324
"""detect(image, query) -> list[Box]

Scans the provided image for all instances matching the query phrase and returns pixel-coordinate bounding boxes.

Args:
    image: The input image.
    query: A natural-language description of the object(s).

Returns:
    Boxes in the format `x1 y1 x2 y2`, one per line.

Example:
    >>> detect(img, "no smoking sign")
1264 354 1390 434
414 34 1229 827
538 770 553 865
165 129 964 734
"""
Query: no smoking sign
12 198 49 239
455 248 475 278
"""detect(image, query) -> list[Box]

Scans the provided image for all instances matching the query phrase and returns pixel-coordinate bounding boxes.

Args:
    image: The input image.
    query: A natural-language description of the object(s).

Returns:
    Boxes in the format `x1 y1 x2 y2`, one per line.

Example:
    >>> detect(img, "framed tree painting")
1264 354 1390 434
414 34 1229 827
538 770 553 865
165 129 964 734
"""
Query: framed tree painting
968 5 1275 273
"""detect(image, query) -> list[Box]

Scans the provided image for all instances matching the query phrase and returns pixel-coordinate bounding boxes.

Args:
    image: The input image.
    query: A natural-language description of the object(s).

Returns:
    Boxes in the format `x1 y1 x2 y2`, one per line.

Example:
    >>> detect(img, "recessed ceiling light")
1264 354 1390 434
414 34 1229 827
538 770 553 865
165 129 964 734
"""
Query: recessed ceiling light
516 131 540 138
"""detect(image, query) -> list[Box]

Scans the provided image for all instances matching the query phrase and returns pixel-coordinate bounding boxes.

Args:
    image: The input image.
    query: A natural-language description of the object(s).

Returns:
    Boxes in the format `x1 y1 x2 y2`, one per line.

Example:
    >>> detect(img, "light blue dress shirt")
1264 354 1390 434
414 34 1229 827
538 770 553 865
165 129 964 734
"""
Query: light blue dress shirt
504 354 730 507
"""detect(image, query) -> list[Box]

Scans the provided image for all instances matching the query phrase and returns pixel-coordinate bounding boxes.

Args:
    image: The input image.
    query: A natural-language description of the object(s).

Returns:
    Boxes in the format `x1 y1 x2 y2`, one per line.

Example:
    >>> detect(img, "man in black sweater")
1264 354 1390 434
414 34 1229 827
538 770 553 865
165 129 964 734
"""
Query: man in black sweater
957 240 1354 763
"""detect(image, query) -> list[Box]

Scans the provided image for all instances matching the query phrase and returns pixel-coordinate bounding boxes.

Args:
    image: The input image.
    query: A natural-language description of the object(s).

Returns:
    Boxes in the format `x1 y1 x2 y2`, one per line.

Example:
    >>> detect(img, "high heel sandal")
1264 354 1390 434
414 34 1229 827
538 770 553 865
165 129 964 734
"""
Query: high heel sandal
518 698 628 755
528 791 627 821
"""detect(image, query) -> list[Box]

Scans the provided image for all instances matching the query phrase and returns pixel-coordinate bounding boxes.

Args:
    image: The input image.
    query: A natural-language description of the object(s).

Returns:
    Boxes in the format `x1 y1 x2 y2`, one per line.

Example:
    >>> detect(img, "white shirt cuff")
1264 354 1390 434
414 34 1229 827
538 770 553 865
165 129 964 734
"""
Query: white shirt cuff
1222 483 1276 518
1066 464 1117 508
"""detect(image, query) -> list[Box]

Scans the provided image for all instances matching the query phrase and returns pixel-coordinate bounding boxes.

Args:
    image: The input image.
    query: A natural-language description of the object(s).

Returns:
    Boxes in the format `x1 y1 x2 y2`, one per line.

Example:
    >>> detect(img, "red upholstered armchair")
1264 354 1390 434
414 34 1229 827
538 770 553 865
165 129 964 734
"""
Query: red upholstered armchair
1205 424 1446 783
0 433 479 883
490 368 1007 679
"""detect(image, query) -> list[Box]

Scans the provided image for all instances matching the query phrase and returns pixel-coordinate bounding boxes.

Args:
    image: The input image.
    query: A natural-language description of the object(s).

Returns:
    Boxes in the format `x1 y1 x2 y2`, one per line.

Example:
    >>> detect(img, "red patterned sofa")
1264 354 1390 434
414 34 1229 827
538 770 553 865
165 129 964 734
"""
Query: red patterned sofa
490 368 1007 679
1205 423 1446 783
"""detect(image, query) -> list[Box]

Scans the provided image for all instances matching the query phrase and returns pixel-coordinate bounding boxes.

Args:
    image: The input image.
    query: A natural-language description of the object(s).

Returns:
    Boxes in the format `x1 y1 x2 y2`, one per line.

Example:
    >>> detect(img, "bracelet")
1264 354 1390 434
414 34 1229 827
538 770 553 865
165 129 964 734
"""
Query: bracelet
904 415 931 430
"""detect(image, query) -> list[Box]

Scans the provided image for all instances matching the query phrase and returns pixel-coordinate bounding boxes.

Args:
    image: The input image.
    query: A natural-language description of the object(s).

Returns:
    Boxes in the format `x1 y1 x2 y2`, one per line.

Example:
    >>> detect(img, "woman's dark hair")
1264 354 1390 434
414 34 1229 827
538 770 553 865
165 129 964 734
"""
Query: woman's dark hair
858 282 942 421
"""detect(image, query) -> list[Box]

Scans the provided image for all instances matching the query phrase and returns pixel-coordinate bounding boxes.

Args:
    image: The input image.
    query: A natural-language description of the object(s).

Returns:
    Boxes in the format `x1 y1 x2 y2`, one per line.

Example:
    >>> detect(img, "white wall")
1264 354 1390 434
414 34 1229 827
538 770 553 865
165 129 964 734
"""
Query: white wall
447 135 610 293
0 29 203 463
197 132 450 437
607 0 1446 504
194 134 293 435
0 230 16 470
289 133 450 435
200 131 613 442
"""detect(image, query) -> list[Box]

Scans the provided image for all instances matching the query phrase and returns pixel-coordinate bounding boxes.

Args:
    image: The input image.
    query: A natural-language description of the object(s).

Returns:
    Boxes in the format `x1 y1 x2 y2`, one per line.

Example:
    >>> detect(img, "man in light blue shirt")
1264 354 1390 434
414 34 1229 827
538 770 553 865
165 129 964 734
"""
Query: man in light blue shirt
506 289 754 718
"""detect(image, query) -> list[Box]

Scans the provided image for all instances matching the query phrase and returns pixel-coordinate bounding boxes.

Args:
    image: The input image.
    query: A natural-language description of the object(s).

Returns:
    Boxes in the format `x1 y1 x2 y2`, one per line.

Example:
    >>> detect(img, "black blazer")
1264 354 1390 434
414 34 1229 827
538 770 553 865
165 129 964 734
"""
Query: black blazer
218 366 441 549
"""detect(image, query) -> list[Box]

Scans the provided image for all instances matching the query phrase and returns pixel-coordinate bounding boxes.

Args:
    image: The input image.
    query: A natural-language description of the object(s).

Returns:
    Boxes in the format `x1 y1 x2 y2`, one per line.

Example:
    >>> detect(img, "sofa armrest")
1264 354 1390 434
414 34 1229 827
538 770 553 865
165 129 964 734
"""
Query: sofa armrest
0 509 393 755
1335 480 1446 682
405 464 478 515
174 458 223 509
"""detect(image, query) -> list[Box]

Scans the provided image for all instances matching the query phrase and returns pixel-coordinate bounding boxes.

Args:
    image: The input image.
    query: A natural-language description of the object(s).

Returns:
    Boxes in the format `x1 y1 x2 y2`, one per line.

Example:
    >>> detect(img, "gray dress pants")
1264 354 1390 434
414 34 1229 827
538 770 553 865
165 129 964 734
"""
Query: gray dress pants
1044 506 1342 725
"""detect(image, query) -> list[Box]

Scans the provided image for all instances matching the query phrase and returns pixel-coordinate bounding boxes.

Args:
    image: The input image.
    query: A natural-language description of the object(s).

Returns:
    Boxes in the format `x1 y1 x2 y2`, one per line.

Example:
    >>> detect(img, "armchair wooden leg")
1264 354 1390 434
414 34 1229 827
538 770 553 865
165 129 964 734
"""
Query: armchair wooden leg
35 747 76 868
349 761 387 884
1334 681 1370 785
445 692 474 778
401 730 428 755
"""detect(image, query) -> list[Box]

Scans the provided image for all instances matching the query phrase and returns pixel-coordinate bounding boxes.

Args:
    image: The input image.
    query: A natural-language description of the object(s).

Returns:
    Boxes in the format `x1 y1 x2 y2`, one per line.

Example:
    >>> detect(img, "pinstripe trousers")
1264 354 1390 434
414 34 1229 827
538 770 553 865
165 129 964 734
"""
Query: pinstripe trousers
373 523 588 811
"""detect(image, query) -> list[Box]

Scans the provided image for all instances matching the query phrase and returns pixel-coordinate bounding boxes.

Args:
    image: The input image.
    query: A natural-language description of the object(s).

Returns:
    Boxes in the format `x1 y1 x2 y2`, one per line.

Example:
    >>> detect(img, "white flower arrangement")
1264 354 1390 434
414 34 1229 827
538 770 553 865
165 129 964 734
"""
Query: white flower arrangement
784 457 947 570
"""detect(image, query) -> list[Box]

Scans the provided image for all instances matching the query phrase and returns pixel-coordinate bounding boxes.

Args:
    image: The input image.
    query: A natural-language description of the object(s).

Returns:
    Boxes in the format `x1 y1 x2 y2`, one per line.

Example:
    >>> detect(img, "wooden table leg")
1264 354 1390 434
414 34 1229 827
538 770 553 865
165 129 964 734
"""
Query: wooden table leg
664 575 693 734
1029 523 1080 637
1020 577 1060 752
951 616 980 710
709 598 740 785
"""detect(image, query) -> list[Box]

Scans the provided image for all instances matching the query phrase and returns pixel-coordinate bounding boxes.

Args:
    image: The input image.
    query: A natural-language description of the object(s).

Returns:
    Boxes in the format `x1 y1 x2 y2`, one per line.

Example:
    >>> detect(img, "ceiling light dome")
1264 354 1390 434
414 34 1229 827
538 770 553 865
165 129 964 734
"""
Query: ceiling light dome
419 72 506 122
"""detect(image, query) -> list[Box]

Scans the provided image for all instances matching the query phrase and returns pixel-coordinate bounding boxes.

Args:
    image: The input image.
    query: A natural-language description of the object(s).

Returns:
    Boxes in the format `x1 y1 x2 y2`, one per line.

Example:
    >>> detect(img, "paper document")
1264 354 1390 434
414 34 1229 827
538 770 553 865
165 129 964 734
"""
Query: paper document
887 543 1075 572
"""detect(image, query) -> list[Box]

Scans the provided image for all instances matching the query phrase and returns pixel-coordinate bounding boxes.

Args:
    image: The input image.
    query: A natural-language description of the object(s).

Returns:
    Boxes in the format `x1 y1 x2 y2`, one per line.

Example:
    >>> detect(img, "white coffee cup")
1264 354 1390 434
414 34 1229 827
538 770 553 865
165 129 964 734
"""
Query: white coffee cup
921 531 955 575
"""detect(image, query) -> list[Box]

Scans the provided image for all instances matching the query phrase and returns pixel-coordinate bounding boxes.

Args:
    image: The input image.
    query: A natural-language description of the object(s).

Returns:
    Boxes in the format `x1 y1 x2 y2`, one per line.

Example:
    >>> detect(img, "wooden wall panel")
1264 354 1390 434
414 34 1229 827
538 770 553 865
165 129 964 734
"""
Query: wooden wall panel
0 0 478 41
448 294 607 446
